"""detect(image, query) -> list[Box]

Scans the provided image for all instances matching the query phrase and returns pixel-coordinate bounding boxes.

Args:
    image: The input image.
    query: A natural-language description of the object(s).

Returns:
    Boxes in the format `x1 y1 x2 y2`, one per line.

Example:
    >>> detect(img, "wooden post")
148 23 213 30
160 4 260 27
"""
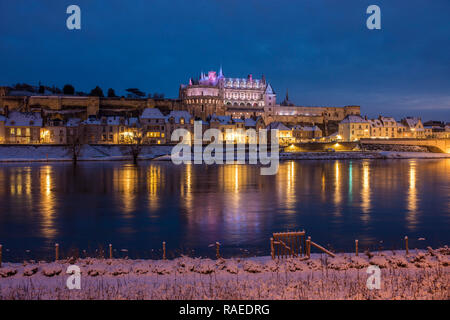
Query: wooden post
55 243 59 261
306 236 311 259
0 244 2 268
109 244 113 259
162 241 166 260
355 239 359 256
215 242 220 259
270 238 274 260
405 236 409 255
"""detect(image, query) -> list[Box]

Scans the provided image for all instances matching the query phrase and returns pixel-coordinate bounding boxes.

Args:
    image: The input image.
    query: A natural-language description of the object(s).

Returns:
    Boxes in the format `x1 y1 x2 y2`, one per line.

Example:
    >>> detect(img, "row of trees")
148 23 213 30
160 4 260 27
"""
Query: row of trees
12 83 165 99
46 84 164 99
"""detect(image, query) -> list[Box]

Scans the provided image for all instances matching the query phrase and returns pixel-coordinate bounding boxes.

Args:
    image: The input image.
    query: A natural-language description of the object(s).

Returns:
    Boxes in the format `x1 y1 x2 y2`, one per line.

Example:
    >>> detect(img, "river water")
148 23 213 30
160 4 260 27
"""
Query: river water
0 159 448 260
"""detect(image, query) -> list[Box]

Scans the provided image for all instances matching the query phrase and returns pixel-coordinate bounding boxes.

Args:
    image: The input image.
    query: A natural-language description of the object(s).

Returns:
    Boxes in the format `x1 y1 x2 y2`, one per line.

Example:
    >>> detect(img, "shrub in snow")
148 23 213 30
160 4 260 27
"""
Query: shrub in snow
193 259 216 274
42 265 62 277
176 257 197 274
370 256 389 268
243 260 263 273
349 256 369 269
23 266 38 276
87 266 107 277
0 267 17 278
436 246 450 255
132 262 151 275
224 260 239 274
264 260 280 272
388 256 409 268
327 257 350 270
215 258 226 270
306 259 323 270
109 265 131 276
152 261 173 275
437 255 449 267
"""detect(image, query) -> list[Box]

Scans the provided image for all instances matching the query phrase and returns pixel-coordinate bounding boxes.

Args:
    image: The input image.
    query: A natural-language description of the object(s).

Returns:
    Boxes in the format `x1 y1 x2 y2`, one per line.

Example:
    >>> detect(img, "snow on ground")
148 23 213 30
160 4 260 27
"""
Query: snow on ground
0 145 173 162
0 247 448 300
0 145 449 162
280 151 450 160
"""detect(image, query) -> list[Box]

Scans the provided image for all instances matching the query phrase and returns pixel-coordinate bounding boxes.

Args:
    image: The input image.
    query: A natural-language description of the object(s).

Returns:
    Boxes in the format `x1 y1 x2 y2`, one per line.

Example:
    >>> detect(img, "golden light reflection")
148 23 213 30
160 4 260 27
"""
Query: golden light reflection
406 160 418 230
115 165 138 216
39 166 57 239
182 164 193 213
285 161 296 212
147 165 163 213
334 161 342 209
361 161 371 220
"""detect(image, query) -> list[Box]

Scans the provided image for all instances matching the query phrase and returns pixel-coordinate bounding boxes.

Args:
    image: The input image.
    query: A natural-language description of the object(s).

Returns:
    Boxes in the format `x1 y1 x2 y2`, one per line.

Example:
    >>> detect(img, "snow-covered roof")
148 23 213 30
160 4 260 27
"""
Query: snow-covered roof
265 83 275 94
0 115 6 122
5 111 43 127
403 117 422 128
83 118 101 125
244 118 256 127
211 114 232 125
368 119 383 128
105 116 122 125
166 111 192 124
141 108 165 119
266 122 290 131
380 116 396 122
126 117 139 126
340 115 367 124
233 118 245 123
292 125 320 131
304 125 321 131
66 118 81 127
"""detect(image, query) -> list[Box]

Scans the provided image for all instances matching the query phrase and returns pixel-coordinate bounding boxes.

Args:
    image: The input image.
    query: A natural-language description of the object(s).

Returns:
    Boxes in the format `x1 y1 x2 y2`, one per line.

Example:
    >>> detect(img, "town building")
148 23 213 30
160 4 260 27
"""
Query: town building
401 117 426 138
140 108 166 144
42 117 67 144
0 115 5 143
292 125 322 141
266 122 295 145
338 115 370 141
4 111 43 144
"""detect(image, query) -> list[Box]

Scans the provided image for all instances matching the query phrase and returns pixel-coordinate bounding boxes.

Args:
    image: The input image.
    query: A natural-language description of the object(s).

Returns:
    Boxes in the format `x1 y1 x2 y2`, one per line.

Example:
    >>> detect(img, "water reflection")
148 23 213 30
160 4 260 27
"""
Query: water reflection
361 161 371 221
334 161 342 211
147 165 163 213
39 165 57 240
406 160 418 231
114 164 138 216
0 159 448 259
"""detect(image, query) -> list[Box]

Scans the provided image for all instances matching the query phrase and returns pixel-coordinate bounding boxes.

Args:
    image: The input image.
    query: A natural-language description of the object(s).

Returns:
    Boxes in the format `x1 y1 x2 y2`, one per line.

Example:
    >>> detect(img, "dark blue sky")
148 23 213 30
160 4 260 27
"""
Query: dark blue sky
1 0 449 120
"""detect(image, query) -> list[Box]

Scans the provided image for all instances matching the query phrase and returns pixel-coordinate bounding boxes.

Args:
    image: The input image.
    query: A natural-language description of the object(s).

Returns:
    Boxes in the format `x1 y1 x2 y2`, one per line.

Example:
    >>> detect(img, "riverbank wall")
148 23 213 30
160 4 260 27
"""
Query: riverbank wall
0 145 449 162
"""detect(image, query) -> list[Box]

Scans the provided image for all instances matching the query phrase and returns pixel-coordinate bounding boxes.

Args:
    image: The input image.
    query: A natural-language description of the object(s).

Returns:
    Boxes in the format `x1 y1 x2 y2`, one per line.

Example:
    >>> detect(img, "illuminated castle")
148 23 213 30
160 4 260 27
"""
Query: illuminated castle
179 67 276 120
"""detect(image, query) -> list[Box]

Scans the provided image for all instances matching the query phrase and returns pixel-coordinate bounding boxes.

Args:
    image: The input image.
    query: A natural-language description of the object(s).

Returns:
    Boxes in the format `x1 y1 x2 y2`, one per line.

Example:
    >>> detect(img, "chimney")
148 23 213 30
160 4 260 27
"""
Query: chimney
4 105 9 118
248 74 253 82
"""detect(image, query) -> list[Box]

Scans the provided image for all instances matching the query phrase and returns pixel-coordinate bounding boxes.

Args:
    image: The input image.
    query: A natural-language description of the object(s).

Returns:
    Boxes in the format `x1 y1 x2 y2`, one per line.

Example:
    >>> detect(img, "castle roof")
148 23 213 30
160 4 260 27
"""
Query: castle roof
5 111 43 127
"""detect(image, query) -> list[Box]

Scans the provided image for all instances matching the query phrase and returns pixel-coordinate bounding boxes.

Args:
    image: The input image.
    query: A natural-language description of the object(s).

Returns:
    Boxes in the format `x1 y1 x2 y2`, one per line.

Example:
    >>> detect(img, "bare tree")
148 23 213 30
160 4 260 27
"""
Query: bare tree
129 127 146 165
69 137 83 165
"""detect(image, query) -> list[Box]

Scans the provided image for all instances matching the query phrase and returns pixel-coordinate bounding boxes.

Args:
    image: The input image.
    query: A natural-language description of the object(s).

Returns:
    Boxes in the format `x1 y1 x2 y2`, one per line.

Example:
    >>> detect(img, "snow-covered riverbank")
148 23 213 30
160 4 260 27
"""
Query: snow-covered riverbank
0 247 448 300
0 145 449 163
0 145 172 162
280 151 450 160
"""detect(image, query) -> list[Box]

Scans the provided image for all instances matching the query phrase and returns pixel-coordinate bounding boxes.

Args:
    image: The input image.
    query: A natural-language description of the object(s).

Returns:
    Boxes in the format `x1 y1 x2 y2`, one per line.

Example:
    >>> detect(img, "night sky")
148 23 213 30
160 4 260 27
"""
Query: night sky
0 0 449 120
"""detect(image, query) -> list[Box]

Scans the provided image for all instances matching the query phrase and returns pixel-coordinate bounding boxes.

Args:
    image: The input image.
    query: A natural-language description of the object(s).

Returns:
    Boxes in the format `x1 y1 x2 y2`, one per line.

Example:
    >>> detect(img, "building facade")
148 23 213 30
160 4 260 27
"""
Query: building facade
179 68 276 120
